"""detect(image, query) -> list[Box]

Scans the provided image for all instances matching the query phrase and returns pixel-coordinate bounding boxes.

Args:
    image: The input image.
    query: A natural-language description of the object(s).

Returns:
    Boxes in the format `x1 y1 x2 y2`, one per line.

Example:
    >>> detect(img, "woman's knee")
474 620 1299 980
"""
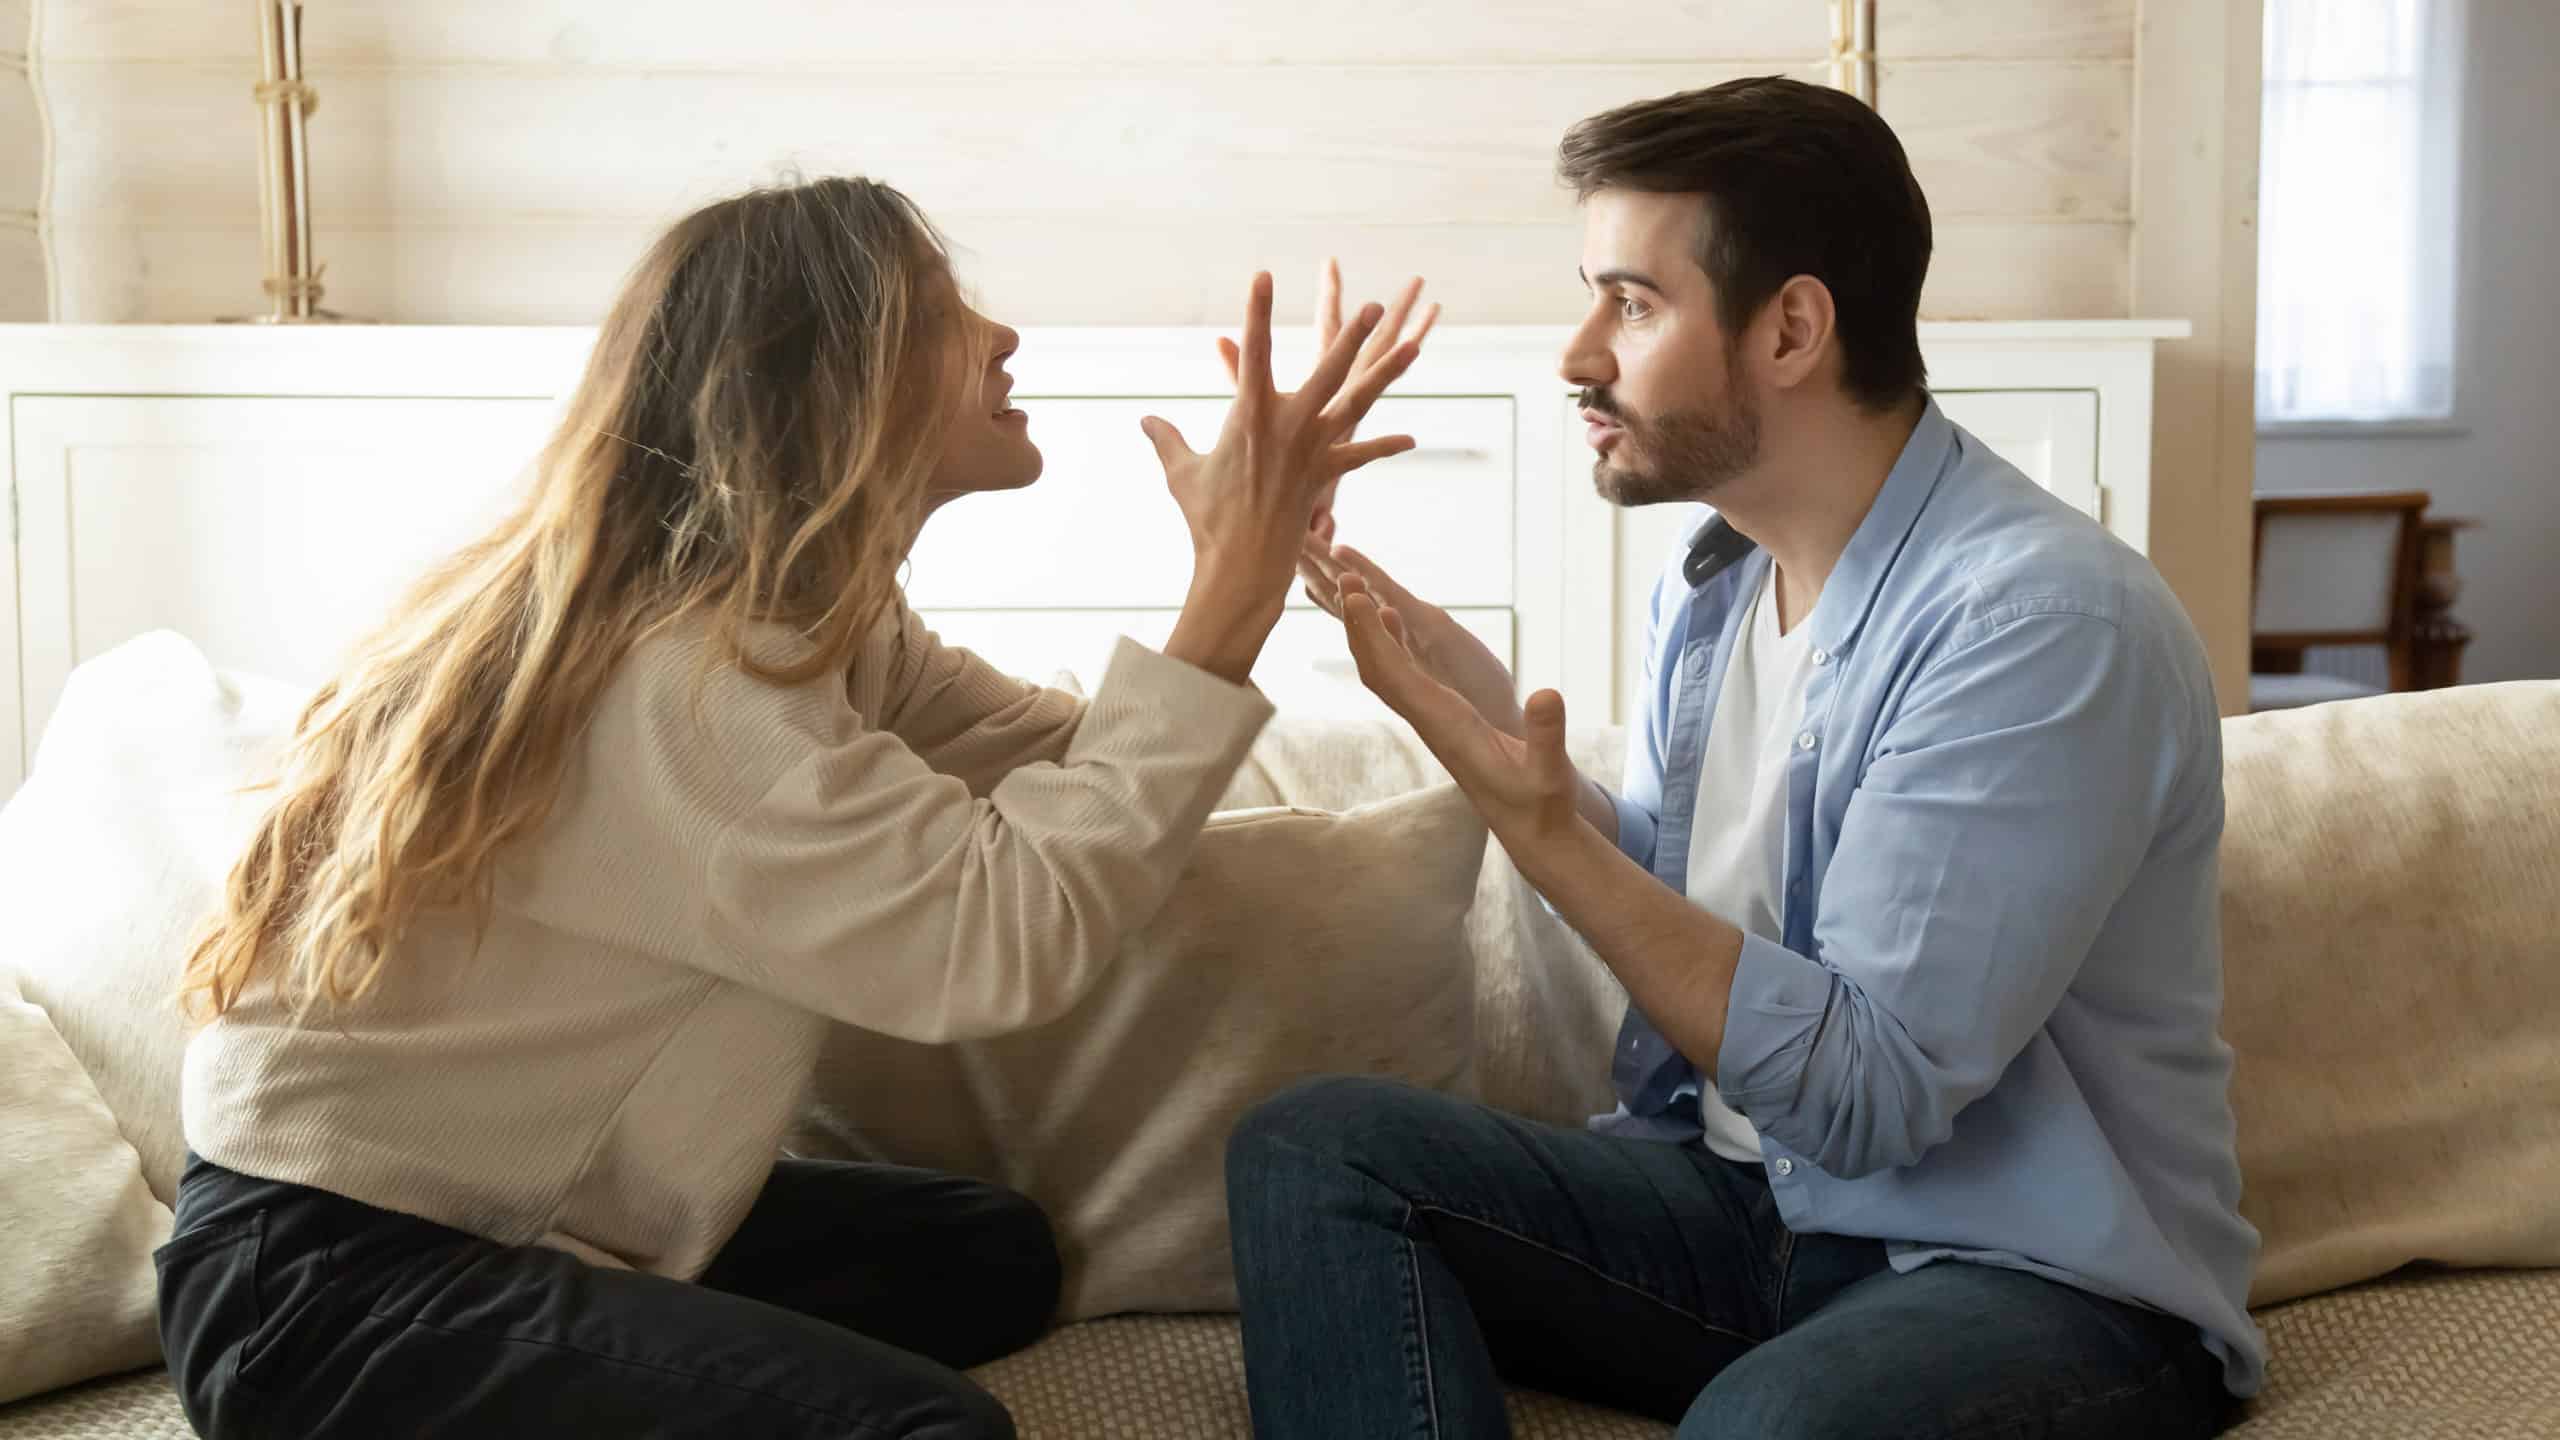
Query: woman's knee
957 1182 1060 1355
903 1379 1017 1440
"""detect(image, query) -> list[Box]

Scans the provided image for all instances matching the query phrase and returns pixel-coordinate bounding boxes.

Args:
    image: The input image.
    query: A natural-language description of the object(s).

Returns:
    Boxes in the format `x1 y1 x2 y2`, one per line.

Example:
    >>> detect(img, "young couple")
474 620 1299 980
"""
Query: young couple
155 77 2265 1440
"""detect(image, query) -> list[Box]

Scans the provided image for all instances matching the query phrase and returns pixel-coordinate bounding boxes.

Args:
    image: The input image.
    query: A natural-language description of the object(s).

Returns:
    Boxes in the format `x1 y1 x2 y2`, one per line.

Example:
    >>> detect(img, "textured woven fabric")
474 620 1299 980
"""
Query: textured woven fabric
5 1269 2556 1437
0 1371 186 1440
2227 1267 2560 1439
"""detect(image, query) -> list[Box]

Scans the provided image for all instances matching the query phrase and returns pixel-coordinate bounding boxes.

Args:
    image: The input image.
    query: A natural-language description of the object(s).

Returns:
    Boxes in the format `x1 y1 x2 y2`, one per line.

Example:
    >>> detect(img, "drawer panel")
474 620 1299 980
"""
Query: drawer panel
915 605 1514 717
903 396 1514 610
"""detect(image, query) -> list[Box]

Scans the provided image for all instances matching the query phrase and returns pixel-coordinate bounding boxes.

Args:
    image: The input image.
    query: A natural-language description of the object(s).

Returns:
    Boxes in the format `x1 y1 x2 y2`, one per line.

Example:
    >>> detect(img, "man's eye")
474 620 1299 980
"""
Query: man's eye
1619 297 1650 320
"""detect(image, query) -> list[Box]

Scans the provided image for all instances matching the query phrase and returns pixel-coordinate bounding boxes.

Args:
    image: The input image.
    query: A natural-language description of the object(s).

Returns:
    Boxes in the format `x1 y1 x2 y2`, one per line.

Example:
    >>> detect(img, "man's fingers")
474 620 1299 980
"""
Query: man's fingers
1328 431 1415 475
1138 415 1195 471
1341 591 1412 702
1524 688 1571 782
1237 271 1275 401
1298 547 1344 614
1330 544 1418 609
1215 335 1241 389
1300 537 1345 586
1380 605 1410 649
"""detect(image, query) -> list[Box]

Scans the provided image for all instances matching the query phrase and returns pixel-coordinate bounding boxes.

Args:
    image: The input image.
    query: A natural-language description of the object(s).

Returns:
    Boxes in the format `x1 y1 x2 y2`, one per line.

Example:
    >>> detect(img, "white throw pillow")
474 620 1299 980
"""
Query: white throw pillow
0 970 174 1403
800 784 1489 1319
0 632 305 1206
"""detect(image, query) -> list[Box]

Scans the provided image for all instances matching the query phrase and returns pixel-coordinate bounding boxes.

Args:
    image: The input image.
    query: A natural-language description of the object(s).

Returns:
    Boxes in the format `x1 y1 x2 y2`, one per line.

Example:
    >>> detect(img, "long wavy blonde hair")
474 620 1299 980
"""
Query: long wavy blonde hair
182 176 971 1022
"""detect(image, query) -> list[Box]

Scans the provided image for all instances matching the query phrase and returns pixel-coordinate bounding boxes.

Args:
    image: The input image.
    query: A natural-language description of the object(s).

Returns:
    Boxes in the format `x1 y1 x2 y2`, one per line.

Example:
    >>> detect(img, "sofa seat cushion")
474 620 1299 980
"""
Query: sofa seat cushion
971 1314 1670 1438
10 1268 2555 1438
2228 1266 2560 1437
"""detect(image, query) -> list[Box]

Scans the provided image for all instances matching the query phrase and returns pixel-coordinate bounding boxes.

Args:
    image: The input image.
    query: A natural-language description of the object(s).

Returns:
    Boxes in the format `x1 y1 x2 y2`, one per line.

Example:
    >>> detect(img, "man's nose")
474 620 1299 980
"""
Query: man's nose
1557 315 1614 391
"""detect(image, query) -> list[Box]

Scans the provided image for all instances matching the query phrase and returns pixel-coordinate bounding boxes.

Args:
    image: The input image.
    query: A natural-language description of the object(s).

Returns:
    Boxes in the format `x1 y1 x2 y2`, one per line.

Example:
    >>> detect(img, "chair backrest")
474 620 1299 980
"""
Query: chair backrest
2250 491 2430 652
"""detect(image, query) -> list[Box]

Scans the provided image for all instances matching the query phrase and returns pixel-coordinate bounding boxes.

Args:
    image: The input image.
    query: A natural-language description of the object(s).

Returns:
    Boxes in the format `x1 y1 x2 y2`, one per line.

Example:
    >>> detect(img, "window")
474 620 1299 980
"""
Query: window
2256 0 2465 425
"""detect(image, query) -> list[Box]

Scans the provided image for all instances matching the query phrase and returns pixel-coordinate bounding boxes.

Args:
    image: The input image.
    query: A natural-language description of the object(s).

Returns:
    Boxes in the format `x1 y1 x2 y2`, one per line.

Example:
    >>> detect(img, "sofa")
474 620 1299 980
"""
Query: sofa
2 636 2555 1438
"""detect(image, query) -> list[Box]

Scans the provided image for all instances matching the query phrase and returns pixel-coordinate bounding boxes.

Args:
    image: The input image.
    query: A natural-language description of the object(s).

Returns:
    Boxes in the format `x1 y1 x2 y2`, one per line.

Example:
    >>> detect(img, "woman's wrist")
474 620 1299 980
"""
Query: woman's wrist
1164 565 1286 686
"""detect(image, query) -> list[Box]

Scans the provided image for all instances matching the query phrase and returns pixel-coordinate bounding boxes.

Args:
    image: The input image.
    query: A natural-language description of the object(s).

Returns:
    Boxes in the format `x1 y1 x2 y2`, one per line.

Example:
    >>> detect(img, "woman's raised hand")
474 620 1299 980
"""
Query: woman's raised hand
1217 260 1439 545
1146 272 1420 684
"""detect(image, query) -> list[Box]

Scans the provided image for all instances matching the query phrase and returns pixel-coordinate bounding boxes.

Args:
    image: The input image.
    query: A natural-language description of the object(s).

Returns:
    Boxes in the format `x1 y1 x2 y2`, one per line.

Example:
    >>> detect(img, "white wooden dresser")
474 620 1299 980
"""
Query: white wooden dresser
0 321 2184 792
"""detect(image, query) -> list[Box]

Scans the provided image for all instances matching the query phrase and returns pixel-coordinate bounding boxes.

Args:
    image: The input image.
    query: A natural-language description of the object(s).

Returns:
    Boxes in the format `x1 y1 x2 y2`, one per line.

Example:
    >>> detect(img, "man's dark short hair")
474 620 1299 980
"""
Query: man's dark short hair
1558 77 1933 411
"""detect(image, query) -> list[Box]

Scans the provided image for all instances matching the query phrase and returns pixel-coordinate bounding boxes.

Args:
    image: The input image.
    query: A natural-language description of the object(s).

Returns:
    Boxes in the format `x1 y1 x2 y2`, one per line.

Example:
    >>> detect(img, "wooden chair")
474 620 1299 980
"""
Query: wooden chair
2249 491 2430 711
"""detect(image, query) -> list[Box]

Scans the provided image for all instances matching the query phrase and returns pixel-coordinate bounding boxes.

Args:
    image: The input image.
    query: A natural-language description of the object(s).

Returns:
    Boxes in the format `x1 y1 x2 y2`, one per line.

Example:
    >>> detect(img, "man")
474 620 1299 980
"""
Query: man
1230 77 2266 1438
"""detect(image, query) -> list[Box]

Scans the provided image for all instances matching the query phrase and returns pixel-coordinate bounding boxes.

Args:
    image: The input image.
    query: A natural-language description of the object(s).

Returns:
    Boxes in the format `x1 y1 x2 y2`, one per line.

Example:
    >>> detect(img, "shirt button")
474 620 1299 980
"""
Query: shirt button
1774 1158 1796 1177
1687 649 1710 680
1811 648 1831 666
1796 731 1817 752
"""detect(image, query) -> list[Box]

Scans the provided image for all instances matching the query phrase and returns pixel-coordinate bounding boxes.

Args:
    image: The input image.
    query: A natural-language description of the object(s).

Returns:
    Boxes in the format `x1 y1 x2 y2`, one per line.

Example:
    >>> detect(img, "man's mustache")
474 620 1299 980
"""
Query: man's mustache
1578 387 1626 421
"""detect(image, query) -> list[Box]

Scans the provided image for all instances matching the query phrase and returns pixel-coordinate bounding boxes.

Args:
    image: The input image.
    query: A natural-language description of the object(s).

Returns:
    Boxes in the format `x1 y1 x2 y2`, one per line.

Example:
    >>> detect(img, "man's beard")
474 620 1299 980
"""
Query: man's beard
1584 383 1762 508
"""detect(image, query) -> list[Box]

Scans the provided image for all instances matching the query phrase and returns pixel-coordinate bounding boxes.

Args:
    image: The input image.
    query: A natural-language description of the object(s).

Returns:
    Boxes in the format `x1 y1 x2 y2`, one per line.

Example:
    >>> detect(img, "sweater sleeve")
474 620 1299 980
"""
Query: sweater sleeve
698 637 1273 1042
873 601 1087 797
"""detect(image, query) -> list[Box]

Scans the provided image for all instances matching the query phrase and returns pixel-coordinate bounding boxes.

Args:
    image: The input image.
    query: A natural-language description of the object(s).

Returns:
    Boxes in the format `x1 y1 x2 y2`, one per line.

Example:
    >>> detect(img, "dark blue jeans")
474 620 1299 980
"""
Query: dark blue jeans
1227 1078 2233 1439
155 1153 1060 1439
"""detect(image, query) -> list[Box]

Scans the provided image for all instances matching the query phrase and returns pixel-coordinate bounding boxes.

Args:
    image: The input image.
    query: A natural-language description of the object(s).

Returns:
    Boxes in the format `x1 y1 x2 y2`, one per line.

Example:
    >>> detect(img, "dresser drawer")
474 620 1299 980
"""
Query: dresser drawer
903 396 1515 610
915 605 1513 716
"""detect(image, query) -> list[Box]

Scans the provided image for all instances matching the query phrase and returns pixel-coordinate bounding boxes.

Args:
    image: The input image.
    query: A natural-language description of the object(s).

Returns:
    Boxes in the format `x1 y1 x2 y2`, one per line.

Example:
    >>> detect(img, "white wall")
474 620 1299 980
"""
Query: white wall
2255 0 2560 685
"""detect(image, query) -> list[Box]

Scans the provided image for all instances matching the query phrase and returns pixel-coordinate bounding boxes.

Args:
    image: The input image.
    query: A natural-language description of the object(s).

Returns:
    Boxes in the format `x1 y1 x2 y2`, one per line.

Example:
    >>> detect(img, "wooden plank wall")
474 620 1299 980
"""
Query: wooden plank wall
2133 0 2263 710
36 0 2137 327
1 0 42 320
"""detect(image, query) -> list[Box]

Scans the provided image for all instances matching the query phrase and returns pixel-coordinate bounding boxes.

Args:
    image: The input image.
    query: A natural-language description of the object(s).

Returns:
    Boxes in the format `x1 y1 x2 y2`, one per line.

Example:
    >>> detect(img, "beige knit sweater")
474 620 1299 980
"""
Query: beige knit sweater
181 601 1274 1278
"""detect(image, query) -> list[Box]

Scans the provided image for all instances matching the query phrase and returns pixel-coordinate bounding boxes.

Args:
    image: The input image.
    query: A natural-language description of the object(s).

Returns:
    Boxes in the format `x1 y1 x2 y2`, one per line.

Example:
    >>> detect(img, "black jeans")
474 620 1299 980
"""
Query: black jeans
1228 1077 2235 1439
155 1153 1061 1439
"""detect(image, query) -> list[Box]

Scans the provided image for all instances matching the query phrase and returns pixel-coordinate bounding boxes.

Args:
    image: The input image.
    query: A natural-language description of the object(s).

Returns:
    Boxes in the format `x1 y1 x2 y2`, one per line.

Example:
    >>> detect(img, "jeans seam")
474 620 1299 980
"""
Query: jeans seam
1400 1203 1443 1440
1768 1225 1799 1331
356 1308 905 1436
1410 1202 1757 1349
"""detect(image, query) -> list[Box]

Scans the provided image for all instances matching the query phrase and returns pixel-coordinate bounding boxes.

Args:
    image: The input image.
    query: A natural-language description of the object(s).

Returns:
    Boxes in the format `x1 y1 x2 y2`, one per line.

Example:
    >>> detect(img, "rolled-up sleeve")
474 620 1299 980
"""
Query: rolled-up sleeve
1714 608 2176 1179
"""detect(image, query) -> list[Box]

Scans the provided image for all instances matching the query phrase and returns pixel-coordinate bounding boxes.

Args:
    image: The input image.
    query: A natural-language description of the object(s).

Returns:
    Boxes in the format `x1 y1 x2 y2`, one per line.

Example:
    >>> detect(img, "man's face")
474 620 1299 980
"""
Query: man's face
1558 189 1762 508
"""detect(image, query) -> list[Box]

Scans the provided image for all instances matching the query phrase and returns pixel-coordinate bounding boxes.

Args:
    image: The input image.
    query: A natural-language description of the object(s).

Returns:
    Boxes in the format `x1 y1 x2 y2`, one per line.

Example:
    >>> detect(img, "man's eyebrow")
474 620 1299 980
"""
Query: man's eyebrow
1587 267 1664 294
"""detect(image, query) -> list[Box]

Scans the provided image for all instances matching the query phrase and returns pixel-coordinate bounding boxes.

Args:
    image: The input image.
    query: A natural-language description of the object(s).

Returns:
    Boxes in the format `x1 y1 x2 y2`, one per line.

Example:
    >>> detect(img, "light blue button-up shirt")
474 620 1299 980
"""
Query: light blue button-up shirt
1593 399 2267 1395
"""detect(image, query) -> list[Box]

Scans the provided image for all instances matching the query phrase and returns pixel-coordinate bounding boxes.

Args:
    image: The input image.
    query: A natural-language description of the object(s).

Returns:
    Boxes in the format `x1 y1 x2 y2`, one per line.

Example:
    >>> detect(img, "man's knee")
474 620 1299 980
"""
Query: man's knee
1676 1349 1881 1440
1225 1074 1446 1200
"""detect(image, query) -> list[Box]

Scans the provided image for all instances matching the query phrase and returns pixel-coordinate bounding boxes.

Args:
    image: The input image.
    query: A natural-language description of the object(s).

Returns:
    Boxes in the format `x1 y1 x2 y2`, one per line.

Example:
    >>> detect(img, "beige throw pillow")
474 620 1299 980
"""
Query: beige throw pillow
0 633 304 1209
802 784 1488 1319
0 970 174 1403
2221 681 2560 1305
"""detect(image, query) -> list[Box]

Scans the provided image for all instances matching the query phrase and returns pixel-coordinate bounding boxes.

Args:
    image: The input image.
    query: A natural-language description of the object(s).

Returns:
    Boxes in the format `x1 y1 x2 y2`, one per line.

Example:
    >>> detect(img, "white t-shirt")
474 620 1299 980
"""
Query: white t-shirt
1685 565 1818 1162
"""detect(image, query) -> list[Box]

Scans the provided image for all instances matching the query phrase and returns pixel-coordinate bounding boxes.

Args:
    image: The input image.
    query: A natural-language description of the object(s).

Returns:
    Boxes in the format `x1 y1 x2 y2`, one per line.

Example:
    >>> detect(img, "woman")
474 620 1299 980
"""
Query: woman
153 176 1427 1439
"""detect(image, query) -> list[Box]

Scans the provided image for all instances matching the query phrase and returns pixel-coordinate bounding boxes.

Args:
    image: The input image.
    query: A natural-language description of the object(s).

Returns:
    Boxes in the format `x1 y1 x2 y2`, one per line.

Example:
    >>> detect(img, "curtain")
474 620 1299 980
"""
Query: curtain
2257 0 2466 423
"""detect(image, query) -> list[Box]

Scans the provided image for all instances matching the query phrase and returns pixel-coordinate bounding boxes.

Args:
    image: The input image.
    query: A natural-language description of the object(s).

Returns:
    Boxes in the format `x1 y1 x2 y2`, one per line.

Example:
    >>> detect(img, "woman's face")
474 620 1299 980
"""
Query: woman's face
923 273 1043 508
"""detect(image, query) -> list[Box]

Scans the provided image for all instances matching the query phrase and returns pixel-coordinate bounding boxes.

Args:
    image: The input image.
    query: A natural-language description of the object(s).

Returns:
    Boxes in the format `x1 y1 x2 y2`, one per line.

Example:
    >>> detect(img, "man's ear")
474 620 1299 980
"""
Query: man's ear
1765 275 1837 394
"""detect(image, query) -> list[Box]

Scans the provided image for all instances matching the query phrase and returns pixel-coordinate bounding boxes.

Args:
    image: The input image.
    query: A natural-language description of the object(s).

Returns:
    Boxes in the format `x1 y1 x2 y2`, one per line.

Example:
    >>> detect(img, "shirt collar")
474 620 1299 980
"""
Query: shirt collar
1680 396 1956 658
